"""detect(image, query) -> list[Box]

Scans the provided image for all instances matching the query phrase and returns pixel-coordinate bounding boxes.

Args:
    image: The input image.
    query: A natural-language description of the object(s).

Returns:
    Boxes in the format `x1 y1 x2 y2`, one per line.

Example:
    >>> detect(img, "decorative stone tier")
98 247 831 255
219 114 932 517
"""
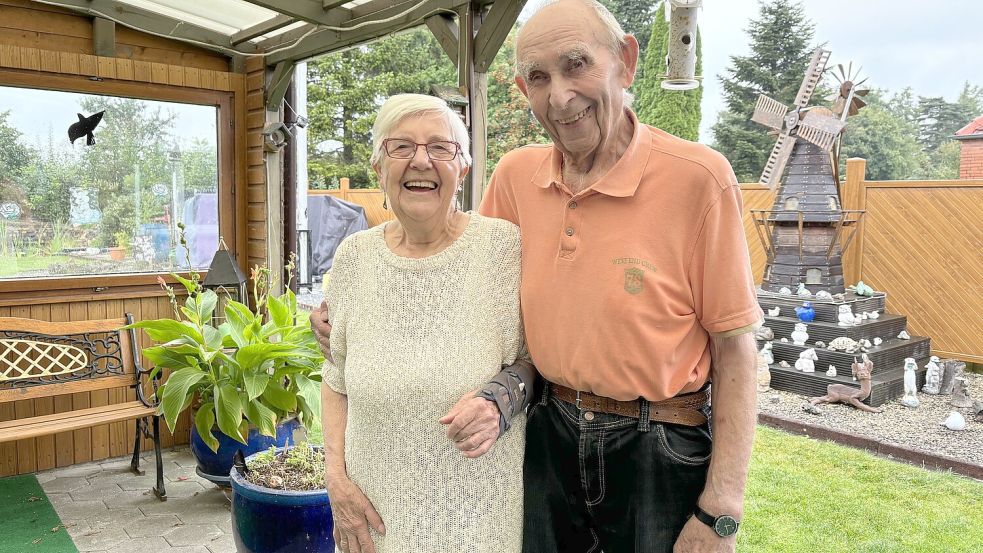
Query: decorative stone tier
769 336 931 376
767 362 928 407
757 291 887 324
764 314 909 344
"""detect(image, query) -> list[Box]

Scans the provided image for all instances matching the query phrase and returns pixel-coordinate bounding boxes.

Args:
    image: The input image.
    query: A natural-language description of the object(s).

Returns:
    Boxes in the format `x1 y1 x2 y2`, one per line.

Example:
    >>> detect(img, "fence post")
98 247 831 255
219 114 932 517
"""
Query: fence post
841 158 867 285
339 177 350 202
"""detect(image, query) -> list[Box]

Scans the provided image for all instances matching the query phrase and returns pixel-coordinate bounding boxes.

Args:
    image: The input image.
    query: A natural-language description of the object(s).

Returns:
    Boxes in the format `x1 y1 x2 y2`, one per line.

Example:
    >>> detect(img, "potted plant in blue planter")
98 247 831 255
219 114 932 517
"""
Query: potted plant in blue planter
230 444 333 553
129 257 324 485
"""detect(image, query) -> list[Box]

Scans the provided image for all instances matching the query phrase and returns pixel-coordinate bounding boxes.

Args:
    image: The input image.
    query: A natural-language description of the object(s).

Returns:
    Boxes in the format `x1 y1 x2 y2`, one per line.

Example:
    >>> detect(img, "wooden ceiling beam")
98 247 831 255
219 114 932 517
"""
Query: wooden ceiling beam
231 14 297 45
473 0 524 72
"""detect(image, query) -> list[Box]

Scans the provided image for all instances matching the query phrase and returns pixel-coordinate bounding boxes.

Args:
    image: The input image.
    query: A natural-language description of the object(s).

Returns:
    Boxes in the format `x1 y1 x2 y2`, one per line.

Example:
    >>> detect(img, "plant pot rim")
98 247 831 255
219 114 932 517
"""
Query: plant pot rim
230 445 329 506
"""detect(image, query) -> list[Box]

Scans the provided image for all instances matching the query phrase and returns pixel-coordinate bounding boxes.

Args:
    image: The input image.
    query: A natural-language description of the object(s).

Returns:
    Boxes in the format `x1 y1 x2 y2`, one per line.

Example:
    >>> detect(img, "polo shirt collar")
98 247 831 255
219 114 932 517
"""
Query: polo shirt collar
532 109 651 198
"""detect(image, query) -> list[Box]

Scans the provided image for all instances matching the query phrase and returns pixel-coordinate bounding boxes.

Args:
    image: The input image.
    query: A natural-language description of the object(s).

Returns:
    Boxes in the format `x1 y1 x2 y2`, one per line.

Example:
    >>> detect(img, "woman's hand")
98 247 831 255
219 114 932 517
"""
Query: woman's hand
309 301 333 361
439 391 501 458
327 475 385 553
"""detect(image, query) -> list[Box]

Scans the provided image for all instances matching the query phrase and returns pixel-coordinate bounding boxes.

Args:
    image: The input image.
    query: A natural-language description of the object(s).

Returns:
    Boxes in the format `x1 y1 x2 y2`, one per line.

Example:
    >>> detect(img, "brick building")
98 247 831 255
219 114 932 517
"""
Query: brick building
954 115 983 178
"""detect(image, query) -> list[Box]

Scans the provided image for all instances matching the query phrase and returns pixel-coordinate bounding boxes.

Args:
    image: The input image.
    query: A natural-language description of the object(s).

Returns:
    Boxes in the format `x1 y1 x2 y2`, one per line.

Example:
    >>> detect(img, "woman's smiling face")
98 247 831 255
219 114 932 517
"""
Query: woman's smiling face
374 112 469 225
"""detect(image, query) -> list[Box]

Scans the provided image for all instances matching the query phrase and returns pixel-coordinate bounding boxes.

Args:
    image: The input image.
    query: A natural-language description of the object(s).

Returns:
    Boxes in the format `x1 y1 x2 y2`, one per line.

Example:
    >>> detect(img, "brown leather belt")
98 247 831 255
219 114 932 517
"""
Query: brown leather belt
550 383 709 426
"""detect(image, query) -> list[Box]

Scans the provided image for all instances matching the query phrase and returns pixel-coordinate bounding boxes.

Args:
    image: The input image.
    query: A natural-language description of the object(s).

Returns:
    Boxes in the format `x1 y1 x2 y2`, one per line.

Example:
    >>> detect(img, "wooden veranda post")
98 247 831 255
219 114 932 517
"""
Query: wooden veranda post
841 158 868 285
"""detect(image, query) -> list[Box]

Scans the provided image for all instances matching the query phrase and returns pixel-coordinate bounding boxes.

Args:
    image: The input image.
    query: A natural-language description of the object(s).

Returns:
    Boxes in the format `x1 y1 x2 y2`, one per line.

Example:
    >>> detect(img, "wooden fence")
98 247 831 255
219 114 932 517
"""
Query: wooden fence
310 178 393 228
740 158 983 363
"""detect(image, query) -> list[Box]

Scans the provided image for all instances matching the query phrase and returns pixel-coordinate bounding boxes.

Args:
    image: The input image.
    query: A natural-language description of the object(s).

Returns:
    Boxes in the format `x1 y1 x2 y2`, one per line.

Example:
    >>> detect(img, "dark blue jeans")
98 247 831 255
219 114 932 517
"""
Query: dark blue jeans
522 383 712 553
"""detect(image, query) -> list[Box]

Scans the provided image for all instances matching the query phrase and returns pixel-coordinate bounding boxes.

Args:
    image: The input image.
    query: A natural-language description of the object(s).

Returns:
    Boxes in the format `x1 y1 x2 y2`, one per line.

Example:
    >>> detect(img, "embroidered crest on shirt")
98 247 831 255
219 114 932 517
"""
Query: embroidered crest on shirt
624 268 644 295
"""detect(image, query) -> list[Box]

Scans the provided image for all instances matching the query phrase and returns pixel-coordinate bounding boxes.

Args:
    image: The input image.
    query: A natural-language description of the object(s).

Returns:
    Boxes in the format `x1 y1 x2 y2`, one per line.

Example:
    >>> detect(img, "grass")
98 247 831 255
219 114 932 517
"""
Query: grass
739 426 982 552
0 255 98 278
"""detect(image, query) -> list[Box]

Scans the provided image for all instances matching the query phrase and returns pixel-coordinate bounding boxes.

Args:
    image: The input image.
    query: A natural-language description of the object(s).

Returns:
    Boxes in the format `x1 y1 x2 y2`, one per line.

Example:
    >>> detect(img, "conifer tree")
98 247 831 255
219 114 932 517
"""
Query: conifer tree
710 0 817 182
634 2 703 141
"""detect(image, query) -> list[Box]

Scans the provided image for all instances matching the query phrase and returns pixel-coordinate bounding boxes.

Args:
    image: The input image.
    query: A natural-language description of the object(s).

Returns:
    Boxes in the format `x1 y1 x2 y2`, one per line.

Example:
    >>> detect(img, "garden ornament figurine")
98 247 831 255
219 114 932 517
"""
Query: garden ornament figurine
68 110 104 145
826 365 837 377
808 354 884 413
796 283 812 297
815 290 833 301
836 304 856 326
759 341 774 365
767 306 780 317
900 358 920 408
942 411 966 431
778 286 792 296
951 377 974 408
848 281 875 297
922 356 942 395
794 301 815 322
794 349 818 373
756 352 771 393
791 323 809 346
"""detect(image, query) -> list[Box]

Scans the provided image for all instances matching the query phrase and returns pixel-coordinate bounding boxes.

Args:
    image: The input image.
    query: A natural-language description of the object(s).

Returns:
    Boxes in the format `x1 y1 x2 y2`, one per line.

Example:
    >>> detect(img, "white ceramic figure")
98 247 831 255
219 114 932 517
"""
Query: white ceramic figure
756 354 771 393
837 304 856 326
942 411 966 431
780 337 789 343
922 356 942 395
900 357 920 408
778 360 791 368
767 306 781 317
826 365 837 377
759 341 775 365
858 339 872 351
868 310 880 319
791 323 809 346
815 290 833 301
860 312 869 320
873 337 883 346
779 287 793 296
898 330 911 340
795 349 818 373
796 283 812 297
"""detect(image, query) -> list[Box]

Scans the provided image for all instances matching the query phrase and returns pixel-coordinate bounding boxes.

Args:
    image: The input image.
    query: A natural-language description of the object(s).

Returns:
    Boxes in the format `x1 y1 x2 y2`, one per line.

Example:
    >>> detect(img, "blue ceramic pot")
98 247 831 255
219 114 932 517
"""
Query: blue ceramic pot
190 417 300 485
230 447 334 553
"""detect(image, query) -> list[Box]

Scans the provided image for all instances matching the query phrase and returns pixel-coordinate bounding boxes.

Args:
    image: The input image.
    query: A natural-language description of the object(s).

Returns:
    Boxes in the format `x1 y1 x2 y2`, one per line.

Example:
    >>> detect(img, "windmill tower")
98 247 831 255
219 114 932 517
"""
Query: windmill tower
748 48 865 294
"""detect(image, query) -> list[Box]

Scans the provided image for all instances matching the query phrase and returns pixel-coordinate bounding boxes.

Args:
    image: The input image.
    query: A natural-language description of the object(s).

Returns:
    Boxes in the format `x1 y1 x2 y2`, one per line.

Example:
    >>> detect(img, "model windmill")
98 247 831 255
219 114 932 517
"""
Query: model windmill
748 48 868 295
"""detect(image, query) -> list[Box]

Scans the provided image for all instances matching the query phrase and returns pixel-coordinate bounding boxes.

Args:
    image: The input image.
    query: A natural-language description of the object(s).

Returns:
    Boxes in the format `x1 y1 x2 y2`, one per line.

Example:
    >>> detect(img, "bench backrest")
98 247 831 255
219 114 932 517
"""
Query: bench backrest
0 314 140 404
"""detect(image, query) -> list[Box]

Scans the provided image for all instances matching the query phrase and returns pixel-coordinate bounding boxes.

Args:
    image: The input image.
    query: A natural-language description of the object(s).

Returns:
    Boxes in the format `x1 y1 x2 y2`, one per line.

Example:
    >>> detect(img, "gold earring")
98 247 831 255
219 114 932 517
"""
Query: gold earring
382 196 388 210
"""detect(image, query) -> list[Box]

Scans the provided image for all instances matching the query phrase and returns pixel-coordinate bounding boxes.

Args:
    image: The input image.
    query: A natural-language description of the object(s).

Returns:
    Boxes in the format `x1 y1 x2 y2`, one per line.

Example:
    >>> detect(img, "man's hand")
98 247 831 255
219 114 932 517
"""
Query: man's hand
327 476 385 553
309 300 332 361
673 515 735 553
438 391 501 458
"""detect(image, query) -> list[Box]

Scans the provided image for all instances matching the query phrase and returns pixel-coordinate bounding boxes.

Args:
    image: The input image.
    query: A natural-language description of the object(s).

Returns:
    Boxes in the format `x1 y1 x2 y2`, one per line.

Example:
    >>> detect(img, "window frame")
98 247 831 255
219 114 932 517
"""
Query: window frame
0 68 238 295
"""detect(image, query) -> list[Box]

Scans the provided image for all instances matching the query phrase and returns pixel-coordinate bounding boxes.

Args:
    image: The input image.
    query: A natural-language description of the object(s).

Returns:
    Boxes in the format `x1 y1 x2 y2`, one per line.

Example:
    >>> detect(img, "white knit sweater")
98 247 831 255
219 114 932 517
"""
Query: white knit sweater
322 213 525 553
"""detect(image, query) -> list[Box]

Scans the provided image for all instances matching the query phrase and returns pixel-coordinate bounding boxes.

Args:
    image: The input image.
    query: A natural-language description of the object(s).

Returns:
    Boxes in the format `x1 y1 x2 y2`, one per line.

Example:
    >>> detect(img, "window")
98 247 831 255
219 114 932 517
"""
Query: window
783 197 799 210
827 195 840 210
806 268 822 285
0 85 219 280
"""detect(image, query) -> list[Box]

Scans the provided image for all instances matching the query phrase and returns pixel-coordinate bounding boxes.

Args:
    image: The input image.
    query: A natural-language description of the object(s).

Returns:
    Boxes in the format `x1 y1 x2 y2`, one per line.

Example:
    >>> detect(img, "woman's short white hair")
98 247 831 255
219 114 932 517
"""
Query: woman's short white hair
370 93 472 167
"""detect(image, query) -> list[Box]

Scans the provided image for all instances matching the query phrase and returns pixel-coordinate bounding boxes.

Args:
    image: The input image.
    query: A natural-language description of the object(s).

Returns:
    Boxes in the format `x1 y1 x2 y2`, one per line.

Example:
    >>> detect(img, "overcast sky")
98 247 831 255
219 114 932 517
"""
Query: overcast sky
522 0 983 143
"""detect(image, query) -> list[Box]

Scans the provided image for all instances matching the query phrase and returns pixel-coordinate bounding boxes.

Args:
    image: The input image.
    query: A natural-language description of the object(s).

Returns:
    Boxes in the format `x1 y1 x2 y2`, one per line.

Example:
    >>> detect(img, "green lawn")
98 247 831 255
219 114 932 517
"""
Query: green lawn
740 426 981 552
0 255 96 278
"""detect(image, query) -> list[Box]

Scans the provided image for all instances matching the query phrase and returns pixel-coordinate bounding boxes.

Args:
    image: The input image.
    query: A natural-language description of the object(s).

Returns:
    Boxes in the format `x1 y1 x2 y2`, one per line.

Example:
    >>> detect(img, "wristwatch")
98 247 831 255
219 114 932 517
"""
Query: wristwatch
693 505 740 537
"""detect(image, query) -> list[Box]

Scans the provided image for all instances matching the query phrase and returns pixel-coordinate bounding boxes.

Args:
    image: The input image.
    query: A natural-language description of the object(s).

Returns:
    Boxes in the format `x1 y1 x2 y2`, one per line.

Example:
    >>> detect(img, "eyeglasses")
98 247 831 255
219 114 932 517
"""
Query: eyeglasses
382 139 461 161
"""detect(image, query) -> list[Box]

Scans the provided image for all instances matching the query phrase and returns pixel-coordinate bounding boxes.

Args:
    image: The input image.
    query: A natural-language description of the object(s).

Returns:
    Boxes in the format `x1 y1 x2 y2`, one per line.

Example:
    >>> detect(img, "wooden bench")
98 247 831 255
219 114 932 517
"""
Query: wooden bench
0 314 166 500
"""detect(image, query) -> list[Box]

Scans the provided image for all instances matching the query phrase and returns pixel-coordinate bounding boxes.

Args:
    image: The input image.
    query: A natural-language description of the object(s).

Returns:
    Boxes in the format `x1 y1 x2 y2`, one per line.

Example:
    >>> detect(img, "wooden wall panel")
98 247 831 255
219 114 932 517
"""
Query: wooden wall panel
245 56 268 271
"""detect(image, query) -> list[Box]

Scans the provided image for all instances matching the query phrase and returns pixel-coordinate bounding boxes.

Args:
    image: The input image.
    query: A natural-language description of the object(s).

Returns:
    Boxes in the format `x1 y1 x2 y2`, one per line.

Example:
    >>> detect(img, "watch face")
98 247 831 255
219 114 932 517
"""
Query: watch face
714 515 739 537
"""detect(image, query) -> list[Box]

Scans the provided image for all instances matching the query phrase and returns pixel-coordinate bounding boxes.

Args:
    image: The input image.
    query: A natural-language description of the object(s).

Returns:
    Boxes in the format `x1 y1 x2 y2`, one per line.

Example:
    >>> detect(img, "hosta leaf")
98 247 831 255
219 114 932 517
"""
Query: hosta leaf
159 367 206 433
243 371 270 401
214 383 245 444
194 402 220 453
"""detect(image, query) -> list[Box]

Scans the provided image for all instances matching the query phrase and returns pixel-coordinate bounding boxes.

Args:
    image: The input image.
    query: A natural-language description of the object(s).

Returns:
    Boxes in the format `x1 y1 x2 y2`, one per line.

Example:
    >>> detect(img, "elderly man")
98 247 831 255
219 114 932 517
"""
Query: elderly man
313 1 761 551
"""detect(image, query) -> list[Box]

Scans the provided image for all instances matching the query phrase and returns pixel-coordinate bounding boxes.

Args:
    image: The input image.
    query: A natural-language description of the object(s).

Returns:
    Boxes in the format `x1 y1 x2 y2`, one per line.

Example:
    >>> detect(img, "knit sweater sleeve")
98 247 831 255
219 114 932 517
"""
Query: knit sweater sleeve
320 236 357 394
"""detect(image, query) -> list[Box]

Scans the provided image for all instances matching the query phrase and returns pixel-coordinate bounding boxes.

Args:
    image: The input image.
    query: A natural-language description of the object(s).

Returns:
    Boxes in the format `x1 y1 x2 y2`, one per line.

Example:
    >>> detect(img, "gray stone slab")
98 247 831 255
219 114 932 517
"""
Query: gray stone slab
40 462 104 479
72 526 130 552
206 533 237 553
104 536 173 553
164 464 199 482
124 514 184 538
118 474 161 492
43 475 92 493
164 523 224 547
64 520 92 539
53 499 108 521
46 492 74 506
158 479 206 500
103 489 163 510
83 509 146 532
68 480 124 501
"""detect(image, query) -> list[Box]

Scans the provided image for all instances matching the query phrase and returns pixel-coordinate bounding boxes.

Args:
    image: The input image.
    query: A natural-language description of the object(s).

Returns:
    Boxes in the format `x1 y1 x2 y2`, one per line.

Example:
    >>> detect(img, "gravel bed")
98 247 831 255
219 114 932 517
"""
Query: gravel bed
758 372 982 466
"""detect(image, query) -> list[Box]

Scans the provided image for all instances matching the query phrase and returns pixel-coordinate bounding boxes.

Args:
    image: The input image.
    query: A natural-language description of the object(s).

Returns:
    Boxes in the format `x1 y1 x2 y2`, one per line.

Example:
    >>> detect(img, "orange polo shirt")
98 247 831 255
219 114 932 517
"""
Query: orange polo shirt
479 112 762 401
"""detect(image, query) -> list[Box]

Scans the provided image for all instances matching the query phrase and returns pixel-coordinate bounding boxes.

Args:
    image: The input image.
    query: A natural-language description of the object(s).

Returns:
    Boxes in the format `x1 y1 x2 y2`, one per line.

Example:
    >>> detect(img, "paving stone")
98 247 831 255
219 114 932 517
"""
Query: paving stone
39 462 104 479
157 479 206 499
84 509 146 533
118 474 162 492
124 514 184 538
69 480 123 501
206 533 237 553
164 464 199 482
103 489 164 510
164 523 223 547
36 471 59 484
46 492 74 506
72 526 130 552
104 536 173 553
53 499 108 521
100 457 139 471
43 475 92 493
64 520 92 539
214 517 232 534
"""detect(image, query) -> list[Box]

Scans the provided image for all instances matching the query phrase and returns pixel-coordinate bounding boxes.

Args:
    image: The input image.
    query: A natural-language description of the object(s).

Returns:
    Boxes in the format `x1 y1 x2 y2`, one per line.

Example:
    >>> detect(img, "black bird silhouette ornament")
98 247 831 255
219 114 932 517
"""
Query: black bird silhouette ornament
68 111 104 145
232 449 249 475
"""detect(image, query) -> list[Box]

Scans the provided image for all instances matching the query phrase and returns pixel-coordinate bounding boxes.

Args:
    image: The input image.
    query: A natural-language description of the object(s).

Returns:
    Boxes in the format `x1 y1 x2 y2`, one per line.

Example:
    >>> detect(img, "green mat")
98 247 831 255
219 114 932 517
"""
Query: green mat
0 474 78 553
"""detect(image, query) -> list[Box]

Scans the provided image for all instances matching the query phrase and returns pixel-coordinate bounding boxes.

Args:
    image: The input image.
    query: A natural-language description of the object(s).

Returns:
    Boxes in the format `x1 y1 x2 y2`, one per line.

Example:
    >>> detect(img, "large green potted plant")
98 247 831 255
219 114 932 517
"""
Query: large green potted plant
129 257 324 484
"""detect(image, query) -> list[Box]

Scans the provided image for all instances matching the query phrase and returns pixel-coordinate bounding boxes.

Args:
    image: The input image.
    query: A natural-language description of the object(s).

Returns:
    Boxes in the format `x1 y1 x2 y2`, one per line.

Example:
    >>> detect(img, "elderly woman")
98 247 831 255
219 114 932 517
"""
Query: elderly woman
320 93 533 553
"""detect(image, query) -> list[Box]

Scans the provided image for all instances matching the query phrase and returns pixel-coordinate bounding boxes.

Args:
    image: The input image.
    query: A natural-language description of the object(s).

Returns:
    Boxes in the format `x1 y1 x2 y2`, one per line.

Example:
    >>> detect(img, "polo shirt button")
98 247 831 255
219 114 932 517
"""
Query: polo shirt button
568 201 578 209
583 411 595 421
565 227 574 236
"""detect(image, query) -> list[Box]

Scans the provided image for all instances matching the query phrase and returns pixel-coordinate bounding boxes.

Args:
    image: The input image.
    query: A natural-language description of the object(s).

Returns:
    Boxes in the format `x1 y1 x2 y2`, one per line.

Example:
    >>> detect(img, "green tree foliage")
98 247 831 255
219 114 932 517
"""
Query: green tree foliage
711 0 817 182
599 0 658 58
306 30 457 189
839 90 926 181
486 28 549 172
917 95 976 153
634 2 703 141
0 110 32 184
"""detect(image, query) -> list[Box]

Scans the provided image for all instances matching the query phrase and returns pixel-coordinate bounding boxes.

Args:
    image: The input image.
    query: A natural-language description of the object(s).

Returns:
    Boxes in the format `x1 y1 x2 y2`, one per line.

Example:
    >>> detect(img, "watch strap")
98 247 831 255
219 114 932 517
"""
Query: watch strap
693 505 740 537
693 505 717 528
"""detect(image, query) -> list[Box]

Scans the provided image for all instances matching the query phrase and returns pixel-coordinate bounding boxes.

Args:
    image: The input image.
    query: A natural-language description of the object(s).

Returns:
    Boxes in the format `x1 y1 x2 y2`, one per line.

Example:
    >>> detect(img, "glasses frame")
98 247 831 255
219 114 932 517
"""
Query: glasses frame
381 138 462 161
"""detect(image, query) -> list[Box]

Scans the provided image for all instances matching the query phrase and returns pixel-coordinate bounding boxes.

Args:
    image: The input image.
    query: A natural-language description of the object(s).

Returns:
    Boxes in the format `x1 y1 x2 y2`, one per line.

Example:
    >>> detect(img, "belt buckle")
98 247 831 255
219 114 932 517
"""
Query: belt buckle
575 391 582 410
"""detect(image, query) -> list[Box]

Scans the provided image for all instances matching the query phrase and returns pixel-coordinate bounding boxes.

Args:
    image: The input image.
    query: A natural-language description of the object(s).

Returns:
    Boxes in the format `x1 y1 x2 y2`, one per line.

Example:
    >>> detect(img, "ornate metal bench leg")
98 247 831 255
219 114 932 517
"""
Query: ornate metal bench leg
152 415 167 501
130 417 145 475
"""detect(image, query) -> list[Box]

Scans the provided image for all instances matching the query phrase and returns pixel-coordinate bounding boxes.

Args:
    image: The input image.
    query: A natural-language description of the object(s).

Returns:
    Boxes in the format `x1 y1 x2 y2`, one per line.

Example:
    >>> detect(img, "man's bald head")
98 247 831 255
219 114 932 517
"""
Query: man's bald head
517 0 630 68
